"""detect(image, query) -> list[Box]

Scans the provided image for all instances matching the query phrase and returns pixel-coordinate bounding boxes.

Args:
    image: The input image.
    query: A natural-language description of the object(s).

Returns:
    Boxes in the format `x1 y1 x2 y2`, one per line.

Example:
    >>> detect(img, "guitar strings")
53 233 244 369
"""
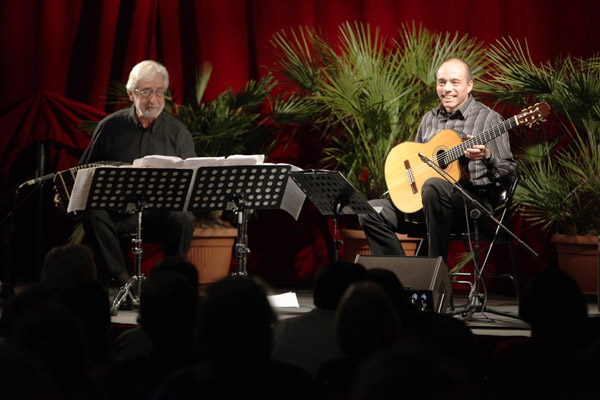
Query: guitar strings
405 117 518 179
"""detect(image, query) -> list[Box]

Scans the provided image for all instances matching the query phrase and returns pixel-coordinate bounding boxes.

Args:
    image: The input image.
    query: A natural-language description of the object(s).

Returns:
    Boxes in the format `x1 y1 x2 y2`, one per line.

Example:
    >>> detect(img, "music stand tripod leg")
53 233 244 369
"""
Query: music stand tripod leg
110 200 146 316
332 201 344 261
232 194 250 277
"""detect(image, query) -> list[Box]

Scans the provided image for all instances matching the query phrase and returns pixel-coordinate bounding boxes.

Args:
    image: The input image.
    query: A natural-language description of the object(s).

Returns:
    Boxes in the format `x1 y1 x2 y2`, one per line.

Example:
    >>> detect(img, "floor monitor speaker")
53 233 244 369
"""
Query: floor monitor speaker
355 255 451 313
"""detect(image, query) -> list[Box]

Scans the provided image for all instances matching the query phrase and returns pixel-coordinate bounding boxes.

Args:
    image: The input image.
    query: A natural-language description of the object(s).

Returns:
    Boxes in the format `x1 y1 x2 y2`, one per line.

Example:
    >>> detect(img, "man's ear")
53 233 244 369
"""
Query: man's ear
128 91 134 102
467 80 473 93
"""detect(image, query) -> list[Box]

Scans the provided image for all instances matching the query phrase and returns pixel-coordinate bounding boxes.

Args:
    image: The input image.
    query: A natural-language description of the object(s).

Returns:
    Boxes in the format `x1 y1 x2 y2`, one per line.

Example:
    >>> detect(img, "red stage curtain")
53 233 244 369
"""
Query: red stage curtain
1 0 599 285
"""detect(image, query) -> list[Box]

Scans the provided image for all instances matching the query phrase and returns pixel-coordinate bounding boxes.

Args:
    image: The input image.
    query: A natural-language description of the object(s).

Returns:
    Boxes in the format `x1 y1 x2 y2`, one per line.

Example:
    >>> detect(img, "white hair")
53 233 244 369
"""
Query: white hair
125 60 169 92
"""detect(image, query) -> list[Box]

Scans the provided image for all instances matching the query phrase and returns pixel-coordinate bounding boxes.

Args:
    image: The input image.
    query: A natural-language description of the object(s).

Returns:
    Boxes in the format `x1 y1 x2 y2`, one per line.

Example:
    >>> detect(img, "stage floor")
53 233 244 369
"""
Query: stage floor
109 287 600 337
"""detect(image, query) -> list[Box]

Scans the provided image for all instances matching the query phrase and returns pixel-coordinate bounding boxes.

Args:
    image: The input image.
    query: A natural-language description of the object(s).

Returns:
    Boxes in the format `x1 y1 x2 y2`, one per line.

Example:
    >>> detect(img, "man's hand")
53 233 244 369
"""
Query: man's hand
465 135 490 160
53 187 65 212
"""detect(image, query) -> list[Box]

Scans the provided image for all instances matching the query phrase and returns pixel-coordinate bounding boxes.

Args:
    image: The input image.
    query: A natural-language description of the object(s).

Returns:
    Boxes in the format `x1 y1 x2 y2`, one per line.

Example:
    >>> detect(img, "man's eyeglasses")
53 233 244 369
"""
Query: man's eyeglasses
134 88 165 98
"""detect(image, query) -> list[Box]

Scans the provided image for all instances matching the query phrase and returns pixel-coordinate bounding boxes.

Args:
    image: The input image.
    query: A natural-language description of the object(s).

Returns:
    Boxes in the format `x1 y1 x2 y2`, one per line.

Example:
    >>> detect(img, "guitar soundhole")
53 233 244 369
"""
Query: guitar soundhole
435 150 448 169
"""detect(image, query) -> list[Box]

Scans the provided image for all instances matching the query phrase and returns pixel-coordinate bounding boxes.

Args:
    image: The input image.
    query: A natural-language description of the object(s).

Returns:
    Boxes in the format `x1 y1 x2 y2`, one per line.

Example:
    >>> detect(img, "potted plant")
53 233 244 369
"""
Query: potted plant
482 38 600 294
268 21 491 260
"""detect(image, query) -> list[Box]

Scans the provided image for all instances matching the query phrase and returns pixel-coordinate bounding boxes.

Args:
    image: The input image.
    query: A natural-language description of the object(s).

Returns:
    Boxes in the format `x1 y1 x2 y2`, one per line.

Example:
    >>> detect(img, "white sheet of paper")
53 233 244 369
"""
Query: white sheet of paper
222 154 265 165
279 165 306 221
67 167 96 213
268 292 300 308
181 156 225 168
132 155 183 168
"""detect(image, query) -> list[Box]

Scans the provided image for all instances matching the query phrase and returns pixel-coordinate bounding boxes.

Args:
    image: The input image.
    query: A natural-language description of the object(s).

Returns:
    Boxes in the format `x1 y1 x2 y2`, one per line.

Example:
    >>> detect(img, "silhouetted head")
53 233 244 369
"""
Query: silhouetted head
139 266 199 345
334 281 402 359
152 255 199 287
365 268 412 313
196 276 276 361
41 244 97 295
519 268 588 338
313 260 367 310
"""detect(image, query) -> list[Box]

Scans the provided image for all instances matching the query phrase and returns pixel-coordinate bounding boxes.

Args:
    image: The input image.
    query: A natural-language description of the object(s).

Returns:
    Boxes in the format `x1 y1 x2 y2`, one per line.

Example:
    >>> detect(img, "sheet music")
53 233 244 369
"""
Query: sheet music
181 157 225 168
132 155 183 168
132 154 265 168
279 164 306 220
67 167 96 213
222 154 265 165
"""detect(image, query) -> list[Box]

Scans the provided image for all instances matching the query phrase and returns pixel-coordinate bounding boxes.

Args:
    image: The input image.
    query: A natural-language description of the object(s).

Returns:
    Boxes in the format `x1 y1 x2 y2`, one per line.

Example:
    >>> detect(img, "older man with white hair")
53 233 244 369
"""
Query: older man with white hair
79 60 196 291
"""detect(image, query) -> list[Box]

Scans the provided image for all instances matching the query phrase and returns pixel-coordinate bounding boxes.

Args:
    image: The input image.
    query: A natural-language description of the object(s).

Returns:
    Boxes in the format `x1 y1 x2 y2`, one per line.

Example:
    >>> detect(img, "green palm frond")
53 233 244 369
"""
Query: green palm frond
484 39 600 234
449 252 473 276
195 62 212 105
269 26 327 92
270 92 324 125
481 37 557 105
188 75 277 157
229 74 276 111
105 79 131 106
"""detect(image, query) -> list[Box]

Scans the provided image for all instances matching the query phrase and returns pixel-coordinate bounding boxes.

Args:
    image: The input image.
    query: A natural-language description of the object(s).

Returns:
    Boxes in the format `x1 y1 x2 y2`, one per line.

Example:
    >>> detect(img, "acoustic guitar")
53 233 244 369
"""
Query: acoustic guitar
384 102 550 213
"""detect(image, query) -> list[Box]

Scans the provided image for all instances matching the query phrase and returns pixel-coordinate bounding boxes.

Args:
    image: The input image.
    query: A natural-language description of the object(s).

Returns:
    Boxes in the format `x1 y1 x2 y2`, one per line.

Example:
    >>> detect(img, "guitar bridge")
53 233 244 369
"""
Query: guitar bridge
404 160 418 194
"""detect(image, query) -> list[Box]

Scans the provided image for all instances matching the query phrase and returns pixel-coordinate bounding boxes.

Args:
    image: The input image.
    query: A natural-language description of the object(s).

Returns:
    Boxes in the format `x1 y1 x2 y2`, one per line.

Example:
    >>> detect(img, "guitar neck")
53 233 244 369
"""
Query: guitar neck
442 116 518 164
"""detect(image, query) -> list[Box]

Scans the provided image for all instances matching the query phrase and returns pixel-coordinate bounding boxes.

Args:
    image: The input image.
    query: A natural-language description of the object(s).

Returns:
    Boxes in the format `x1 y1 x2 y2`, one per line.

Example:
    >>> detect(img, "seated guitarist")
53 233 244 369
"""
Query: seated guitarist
359 58 517 262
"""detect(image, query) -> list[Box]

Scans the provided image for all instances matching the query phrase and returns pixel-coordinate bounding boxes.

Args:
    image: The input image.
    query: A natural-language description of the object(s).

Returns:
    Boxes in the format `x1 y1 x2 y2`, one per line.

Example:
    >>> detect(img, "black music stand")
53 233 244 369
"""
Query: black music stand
187 164 293 276
82 167 194 315
289 170 376 260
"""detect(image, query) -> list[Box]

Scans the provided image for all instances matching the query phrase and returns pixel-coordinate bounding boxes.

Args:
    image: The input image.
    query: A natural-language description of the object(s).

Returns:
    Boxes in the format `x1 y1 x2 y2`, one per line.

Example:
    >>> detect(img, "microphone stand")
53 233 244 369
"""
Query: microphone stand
418 152 536 320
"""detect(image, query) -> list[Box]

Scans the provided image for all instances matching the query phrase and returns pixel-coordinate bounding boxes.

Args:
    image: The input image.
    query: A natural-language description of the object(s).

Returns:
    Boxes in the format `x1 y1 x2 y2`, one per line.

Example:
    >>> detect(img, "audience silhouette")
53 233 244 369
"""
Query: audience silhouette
271 260 367 377
317 280 404 398
0 283 103 399
487 267 600 399
153 275 319 399
39 243 113 384
106 256 200 400
5 242 600 399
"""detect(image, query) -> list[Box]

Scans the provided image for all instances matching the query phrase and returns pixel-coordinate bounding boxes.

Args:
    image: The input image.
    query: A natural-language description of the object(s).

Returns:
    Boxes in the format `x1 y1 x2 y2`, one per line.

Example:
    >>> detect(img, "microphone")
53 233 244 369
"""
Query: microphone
17 173 55 190
418 152 432 164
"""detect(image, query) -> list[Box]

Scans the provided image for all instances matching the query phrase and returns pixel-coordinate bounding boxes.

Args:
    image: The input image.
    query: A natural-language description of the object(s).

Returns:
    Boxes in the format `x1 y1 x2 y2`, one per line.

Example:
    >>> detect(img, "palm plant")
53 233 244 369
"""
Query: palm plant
176 63 278 158
483 38 600 235
269 21 489 199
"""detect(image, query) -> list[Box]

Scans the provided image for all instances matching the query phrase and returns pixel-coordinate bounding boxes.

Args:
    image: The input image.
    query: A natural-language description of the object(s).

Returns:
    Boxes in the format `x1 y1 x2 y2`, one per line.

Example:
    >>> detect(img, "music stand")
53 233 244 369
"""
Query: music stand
83 167 194 315
289 170 376 260
187 164 293 276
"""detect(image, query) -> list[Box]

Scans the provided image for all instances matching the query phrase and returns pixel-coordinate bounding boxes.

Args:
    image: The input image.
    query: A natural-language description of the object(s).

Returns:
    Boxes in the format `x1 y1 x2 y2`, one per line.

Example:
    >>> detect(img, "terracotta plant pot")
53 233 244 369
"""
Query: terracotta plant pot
188 227 238 284
551 233 599 295
341 228 423 262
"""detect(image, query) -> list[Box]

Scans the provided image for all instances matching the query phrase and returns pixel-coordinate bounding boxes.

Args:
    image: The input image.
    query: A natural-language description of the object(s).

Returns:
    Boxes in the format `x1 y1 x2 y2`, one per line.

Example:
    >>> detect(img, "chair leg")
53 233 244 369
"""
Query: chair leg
480 239 520 306
508 238 520 304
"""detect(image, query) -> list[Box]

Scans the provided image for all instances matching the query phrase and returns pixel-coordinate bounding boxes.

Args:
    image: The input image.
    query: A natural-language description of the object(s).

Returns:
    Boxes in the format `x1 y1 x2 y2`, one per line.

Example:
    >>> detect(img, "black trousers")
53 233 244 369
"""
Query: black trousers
358 178 494 262
82 209 195 283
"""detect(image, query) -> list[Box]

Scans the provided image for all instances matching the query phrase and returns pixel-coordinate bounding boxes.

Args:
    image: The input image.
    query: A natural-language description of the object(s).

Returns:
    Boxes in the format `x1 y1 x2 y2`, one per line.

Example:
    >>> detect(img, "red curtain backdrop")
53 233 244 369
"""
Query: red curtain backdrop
1 0 599 285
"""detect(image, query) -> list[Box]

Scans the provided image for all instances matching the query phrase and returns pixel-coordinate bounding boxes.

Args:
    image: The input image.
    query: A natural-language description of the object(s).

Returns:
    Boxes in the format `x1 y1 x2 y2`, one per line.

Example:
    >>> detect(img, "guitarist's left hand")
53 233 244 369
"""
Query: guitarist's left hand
464 135 490 160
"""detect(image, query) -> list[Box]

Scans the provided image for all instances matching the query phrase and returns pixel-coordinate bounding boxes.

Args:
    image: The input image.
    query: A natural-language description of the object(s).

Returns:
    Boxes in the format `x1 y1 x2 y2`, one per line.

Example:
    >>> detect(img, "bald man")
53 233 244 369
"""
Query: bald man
359 58 517 262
